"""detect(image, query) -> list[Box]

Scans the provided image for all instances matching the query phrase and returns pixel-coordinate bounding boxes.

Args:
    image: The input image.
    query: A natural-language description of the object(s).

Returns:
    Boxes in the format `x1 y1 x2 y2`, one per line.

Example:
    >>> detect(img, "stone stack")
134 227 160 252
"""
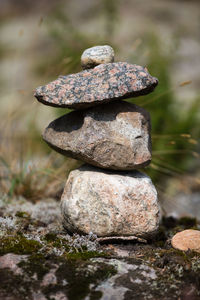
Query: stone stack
35 45 160 238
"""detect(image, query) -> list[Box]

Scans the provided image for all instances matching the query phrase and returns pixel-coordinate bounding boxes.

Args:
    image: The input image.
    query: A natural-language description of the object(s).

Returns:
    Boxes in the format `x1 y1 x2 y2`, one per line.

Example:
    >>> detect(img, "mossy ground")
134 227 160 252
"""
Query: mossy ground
0 235 42 255
0 253 116 300
0 199 200 299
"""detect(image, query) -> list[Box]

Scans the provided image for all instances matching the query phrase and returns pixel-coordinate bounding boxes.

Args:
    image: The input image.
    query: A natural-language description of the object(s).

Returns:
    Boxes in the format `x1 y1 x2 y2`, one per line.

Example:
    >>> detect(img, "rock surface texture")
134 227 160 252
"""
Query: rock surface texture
43 101 151 170
81 45 114 69
171 229 200 253
34 62 158 109
61 165 159 237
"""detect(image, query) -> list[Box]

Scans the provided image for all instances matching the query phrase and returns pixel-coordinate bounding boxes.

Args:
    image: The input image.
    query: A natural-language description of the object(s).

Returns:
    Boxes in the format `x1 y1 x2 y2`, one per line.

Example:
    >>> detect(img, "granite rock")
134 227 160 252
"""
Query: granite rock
34 62 158 109
81 45 114 69
43 101 152 170
171 229 200 253
61 165 159 237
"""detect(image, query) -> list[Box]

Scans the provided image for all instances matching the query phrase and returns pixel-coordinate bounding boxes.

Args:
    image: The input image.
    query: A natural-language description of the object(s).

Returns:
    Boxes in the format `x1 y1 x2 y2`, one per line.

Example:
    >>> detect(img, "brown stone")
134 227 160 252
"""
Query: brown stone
34 62 158 109
171 229 200 253
61 165 159 237
43 101 151 170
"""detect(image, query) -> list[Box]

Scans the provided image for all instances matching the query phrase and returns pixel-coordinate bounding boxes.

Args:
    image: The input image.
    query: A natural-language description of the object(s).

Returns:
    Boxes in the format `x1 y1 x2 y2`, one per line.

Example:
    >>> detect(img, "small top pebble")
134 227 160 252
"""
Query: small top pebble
171 229 200 253
81 45 114 69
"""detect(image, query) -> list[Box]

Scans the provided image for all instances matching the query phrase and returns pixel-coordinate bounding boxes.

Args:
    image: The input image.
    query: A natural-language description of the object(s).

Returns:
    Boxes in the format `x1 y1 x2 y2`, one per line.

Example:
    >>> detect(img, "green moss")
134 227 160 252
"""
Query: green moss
44 232 58 242
89 291 103 300
51 259 117 300
0 268 31 299
152 226 167 247
17 251 114 300
156 248 199 261
0 235 42 255
19 253 49 280
15 211 30 218
43 233 71 253
178 216 197 229
16 252 113 300
65 251 107 261
1 232 200 300
159 248 183 256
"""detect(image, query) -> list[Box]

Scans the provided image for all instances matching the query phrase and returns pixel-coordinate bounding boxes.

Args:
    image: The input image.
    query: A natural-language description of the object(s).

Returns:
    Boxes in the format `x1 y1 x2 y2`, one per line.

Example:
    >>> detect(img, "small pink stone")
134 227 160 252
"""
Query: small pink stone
171 229 200 253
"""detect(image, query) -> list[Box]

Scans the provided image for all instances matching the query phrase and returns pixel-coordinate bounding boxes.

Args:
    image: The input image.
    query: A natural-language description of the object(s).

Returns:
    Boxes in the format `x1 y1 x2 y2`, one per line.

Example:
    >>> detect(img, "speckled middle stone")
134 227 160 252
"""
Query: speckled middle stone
43 101 151 170
34 62 158 109
61 165 159 237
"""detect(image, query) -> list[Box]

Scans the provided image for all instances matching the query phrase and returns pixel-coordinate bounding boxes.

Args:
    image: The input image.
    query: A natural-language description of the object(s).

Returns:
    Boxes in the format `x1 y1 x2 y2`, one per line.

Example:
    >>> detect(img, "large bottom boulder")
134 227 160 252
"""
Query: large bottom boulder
61 165 159 238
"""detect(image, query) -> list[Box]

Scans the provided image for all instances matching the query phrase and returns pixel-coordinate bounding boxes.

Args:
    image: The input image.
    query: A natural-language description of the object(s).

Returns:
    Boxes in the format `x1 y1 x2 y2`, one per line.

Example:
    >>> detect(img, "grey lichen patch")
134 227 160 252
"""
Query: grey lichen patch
0 196 102 256
91 258 157 299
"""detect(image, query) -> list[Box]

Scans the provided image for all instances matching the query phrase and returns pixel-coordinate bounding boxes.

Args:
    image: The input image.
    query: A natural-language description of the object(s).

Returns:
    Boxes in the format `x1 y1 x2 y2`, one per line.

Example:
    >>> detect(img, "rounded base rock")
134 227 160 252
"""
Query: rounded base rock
61 165 159 238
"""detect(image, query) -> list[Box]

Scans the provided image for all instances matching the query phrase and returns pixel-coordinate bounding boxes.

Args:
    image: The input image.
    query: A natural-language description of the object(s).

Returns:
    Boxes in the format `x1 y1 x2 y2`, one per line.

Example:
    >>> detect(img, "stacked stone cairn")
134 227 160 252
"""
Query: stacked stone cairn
34 45 160 239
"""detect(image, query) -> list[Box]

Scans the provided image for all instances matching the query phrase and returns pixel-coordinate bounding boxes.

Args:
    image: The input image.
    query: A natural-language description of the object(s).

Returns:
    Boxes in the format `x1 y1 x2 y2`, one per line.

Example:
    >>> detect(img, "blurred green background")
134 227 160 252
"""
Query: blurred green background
0 0 199 218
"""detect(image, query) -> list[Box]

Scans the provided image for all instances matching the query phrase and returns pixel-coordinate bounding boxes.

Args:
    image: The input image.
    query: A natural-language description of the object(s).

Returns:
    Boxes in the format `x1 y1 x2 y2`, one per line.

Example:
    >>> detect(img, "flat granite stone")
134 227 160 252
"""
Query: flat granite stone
43 101 152 170
34 62 158 109
81 45 114 69
61 165 159 237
